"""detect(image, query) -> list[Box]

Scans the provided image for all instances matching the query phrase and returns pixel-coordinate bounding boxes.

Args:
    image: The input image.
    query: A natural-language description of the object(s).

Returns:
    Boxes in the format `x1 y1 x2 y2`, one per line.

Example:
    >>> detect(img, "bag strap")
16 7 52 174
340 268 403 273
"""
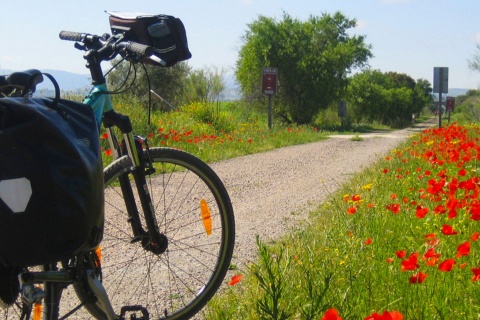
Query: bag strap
41 73 61 109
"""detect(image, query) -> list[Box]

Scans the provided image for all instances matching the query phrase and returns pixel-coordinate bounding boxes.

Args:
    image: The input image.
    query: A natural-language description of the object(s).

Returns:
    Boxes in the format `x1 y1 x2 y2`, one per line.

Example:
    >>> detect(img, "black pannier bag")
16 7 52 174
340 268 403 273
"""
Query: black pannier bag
0 97 104 267
107 11 192 67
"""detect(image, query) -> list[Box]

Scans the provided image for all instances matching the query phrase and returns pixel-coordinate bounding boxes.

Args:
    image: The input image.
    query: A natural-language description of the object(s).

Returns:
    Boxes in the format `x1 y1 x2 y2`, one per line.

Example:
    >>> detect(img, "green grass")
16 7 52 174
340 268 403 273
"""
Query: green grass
205 123 480 320
101 97 332 165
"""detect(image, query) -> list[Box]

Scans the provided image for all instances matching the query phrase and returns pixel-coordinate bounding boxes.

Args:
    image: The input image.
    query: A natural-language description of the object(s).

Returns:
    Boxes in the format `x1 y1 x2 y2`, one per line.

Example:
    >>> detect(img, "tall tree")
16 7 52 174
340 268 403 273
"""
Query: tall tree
236 12 372 124
107 60 191 109
468 44 480 73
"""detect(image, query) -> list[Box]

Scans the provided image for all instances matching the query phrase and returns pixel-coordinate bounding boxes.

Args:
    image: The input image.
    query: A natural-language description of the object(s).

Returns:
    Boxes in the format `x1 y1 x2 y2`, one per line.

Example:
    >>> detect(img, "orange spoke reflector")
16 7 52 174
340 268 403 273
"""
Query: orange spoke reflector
200 199 212 235
95 246 102 266
33 302 42 320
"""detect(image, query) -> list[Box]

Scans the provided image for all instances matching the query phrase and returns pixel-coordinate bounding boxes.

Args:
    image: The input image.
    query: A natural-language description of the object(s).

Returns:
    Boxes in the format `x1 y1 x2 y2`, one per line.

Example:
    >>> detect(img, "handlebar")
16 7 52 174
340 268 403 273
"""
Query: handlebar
59 31 154 62
59 30 157 84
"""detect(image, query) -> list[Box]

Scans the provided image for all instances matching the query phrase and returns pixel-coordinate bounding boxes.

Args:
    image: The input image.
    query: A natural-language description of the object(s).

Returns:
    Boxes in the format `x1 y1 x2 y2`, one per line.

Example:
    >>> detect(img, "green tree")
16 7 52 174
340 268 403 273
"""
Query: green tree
236 11 372 124
186 66 226 104
107 60 191 110
348 70 431 127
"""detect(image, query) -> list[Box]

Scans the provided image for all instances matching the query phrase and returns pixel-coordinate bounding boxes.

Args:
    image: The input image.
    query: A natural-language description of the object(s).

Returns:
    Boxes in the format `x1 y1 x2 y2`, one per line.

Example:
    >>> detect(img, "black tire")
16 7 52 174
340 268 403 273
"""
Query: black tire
77 148 235 320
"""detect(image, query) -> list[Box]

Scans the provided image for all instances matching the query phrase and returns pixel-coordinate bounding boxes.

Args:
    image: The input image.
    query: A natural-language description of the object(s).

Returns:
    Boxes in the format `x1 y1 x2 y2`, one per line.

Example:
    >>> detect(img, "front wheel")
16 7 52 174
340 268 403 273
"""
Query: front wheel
78 147 235 320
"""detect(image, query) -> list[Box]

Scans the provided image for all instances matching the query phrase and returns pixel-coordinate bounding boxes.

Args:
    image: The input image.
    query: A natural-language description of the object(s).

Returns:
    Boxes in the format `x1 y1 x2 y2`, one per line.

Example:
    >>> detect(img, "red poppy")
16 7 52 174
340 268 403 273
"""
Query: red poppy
441 224 458 235
438 259 456 272
401 252 420 271
471 266 480 282
472 232 479 241
409 272 427 284
415 206 429 218
365 310 403 320
423 248 441 260
456 241 470 258
364 238 372 245
386 258 394 263
228 274 243 286
386 203 401 214
352 194 361 202
322 308 343 320
347 206 357 215
458 168 467 176
395 250 407 259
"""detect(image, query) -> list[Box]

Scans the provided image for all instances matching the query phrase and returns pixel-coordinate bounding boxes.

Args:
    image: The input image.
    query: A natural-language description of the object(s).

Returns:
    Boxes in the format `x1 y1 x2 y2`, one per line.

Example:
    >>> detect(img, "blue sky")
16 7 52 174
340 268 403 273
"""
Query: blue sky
1 0 480 89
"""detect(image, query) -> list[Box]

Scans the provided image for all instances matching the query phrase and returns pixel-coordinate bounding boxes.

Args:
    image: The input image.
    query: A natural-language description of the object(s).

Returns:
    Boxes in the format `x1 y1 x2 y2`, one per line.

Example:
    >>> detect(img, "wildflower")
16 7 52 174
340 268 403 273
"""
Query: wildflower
105 149 113 157
321 308 343 320
415 206 429 218
395 250 407 259
352 194 361 202
409 272 427 284
228 274 243 286
438 259 456 272
441 224 458 235
364 238 372 245
361 183 373 191
386 258 394 263
423 248 441 260
347 206 357 215
365 310 403 320
458 168 467 176
456 241 470 258
386 203 401 214
471 266 480 282
401 252 419 271
472 232 479 241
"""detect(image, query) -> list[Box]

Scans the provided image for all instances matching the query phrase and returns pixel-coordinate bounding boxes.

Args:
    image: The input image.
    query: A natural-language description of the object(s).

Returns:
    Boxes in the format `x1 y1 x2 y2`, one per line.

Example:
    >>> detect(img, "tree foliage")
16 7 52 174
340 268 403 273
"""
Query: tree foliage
347 70 433 127
107 60 226 111
107 60 192 109
236 12 372 124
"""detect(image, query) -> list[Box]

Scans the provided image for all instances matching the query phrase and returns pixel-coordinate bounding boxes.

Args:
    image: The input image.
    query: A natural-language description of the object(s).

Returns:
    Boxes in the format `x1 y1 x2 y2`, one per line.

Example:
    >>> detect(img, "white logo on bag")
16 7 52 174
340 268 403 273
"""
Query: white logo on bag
0 178 32 213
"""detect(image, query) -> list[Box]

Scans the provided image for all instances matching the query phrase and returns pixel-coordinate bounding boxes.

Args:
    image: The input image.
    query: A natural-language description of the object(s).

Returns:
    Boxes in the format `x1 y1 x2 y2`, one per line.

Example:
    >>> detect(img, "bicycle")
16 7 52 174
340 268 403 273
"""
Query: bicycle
0 12 235 320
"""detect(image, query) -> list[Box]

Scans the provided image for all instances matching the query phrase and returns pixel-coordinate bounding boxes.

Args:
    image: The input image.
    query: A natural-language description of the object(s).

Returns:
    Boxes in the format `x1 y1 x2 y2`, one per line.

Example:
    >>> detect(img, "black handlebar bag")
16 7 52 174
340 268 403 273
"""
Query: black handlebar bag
108 11 192 67
0 97 104 267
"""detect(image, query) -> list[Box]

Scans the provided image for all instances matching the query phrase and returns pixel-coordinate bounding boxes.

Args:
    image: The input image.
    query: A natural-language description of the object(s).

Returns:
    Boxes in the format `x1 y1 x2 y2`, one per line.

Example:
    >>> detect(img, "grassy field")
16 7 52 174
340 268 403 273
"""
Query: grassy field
204 123 480 320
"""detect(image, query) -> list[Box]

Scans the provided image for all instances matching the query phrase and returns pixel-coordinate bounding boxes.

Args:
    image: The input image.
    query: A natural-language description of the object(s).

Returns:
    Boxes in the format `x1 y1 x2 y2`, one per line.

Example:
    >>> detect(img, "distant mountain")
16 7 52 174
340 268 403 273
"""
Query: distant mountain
0 68 91 95
445 88 469 97
40 69 91 92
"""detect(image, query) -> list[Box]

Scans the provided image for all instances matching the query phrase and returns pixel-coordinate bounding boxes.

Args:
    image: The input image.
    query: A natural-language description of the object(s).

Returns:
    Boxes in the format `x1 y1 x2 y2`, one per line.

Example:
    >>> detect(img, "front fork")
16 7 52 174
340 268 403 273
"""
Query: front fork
103 112 167 254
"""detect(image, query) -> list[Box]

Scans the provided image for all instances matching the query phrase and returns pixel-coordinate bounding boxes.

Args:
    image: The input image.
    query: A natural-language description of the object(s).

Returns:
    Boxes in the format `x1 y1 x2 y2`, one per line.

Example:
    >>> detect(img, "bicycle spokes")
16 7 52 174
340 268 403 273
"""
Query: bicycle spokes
200 198 213 236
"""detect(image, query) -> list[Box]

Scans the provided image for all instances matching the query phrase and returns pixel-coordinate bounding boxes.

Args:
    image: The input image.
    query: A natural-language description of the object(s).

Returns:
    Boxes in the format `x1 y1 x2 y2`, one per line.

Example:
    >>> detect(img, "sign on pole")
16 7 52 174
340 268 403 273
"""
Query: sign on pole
262 67 278 129
434 67 448 128
262 68 278 95
446 96 455 112
433 67 448 94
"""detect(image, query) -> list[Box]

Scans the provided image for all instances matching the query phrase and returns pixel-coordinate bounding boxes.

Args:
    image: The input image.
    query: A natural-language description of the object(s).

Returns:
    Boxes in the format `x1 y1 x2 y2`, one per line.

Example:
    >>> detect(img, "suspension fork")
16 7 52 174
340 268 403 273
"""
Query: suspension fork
103 111 165 251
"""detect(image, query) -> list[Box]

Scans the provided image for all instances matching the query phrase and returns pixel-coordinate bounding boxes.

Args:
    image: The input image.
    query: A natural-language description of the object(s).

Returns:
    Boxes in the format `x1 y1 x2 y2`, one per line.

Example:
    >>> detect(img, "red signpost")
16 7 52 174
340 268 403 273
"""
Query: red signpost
262 68 278 128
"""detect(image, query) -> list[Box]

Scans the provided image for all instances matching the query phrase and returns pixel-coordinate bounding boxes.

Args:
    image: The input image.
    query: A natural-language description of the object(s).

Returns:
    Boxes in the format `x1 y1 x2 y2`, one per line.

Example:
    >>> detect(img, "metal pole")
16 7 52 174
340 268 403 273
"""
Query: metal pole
438 68 443 128
268 95 273 129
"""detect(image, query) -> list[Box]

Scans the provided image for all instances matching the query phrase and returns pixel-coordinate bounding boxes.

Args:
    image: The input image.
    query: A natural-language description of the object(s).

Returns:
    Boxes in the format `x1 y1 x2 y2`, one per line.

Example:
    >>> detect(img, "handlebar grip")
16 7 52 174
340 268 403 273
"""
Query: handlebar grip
126 42 154 58
59 31 85 42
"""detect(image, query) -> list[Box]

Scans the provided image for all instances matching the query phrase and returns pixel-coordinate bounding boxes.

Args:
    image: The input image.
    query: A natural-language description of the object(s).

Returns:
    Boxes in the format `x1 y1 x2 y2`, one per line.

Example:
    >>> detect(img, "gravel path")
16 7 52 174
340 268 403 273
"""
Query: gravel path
211 119 437 270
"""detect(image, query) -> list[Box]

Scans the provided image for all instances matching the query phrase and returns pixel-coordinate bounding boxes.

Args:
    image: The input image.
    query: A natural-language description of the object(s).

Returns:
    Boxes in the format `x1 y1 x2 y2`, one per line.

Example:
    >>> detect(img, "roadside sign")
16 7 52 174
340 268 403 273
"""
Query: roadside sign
433 67 448 94
446 96 455 112
262 67 278 95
